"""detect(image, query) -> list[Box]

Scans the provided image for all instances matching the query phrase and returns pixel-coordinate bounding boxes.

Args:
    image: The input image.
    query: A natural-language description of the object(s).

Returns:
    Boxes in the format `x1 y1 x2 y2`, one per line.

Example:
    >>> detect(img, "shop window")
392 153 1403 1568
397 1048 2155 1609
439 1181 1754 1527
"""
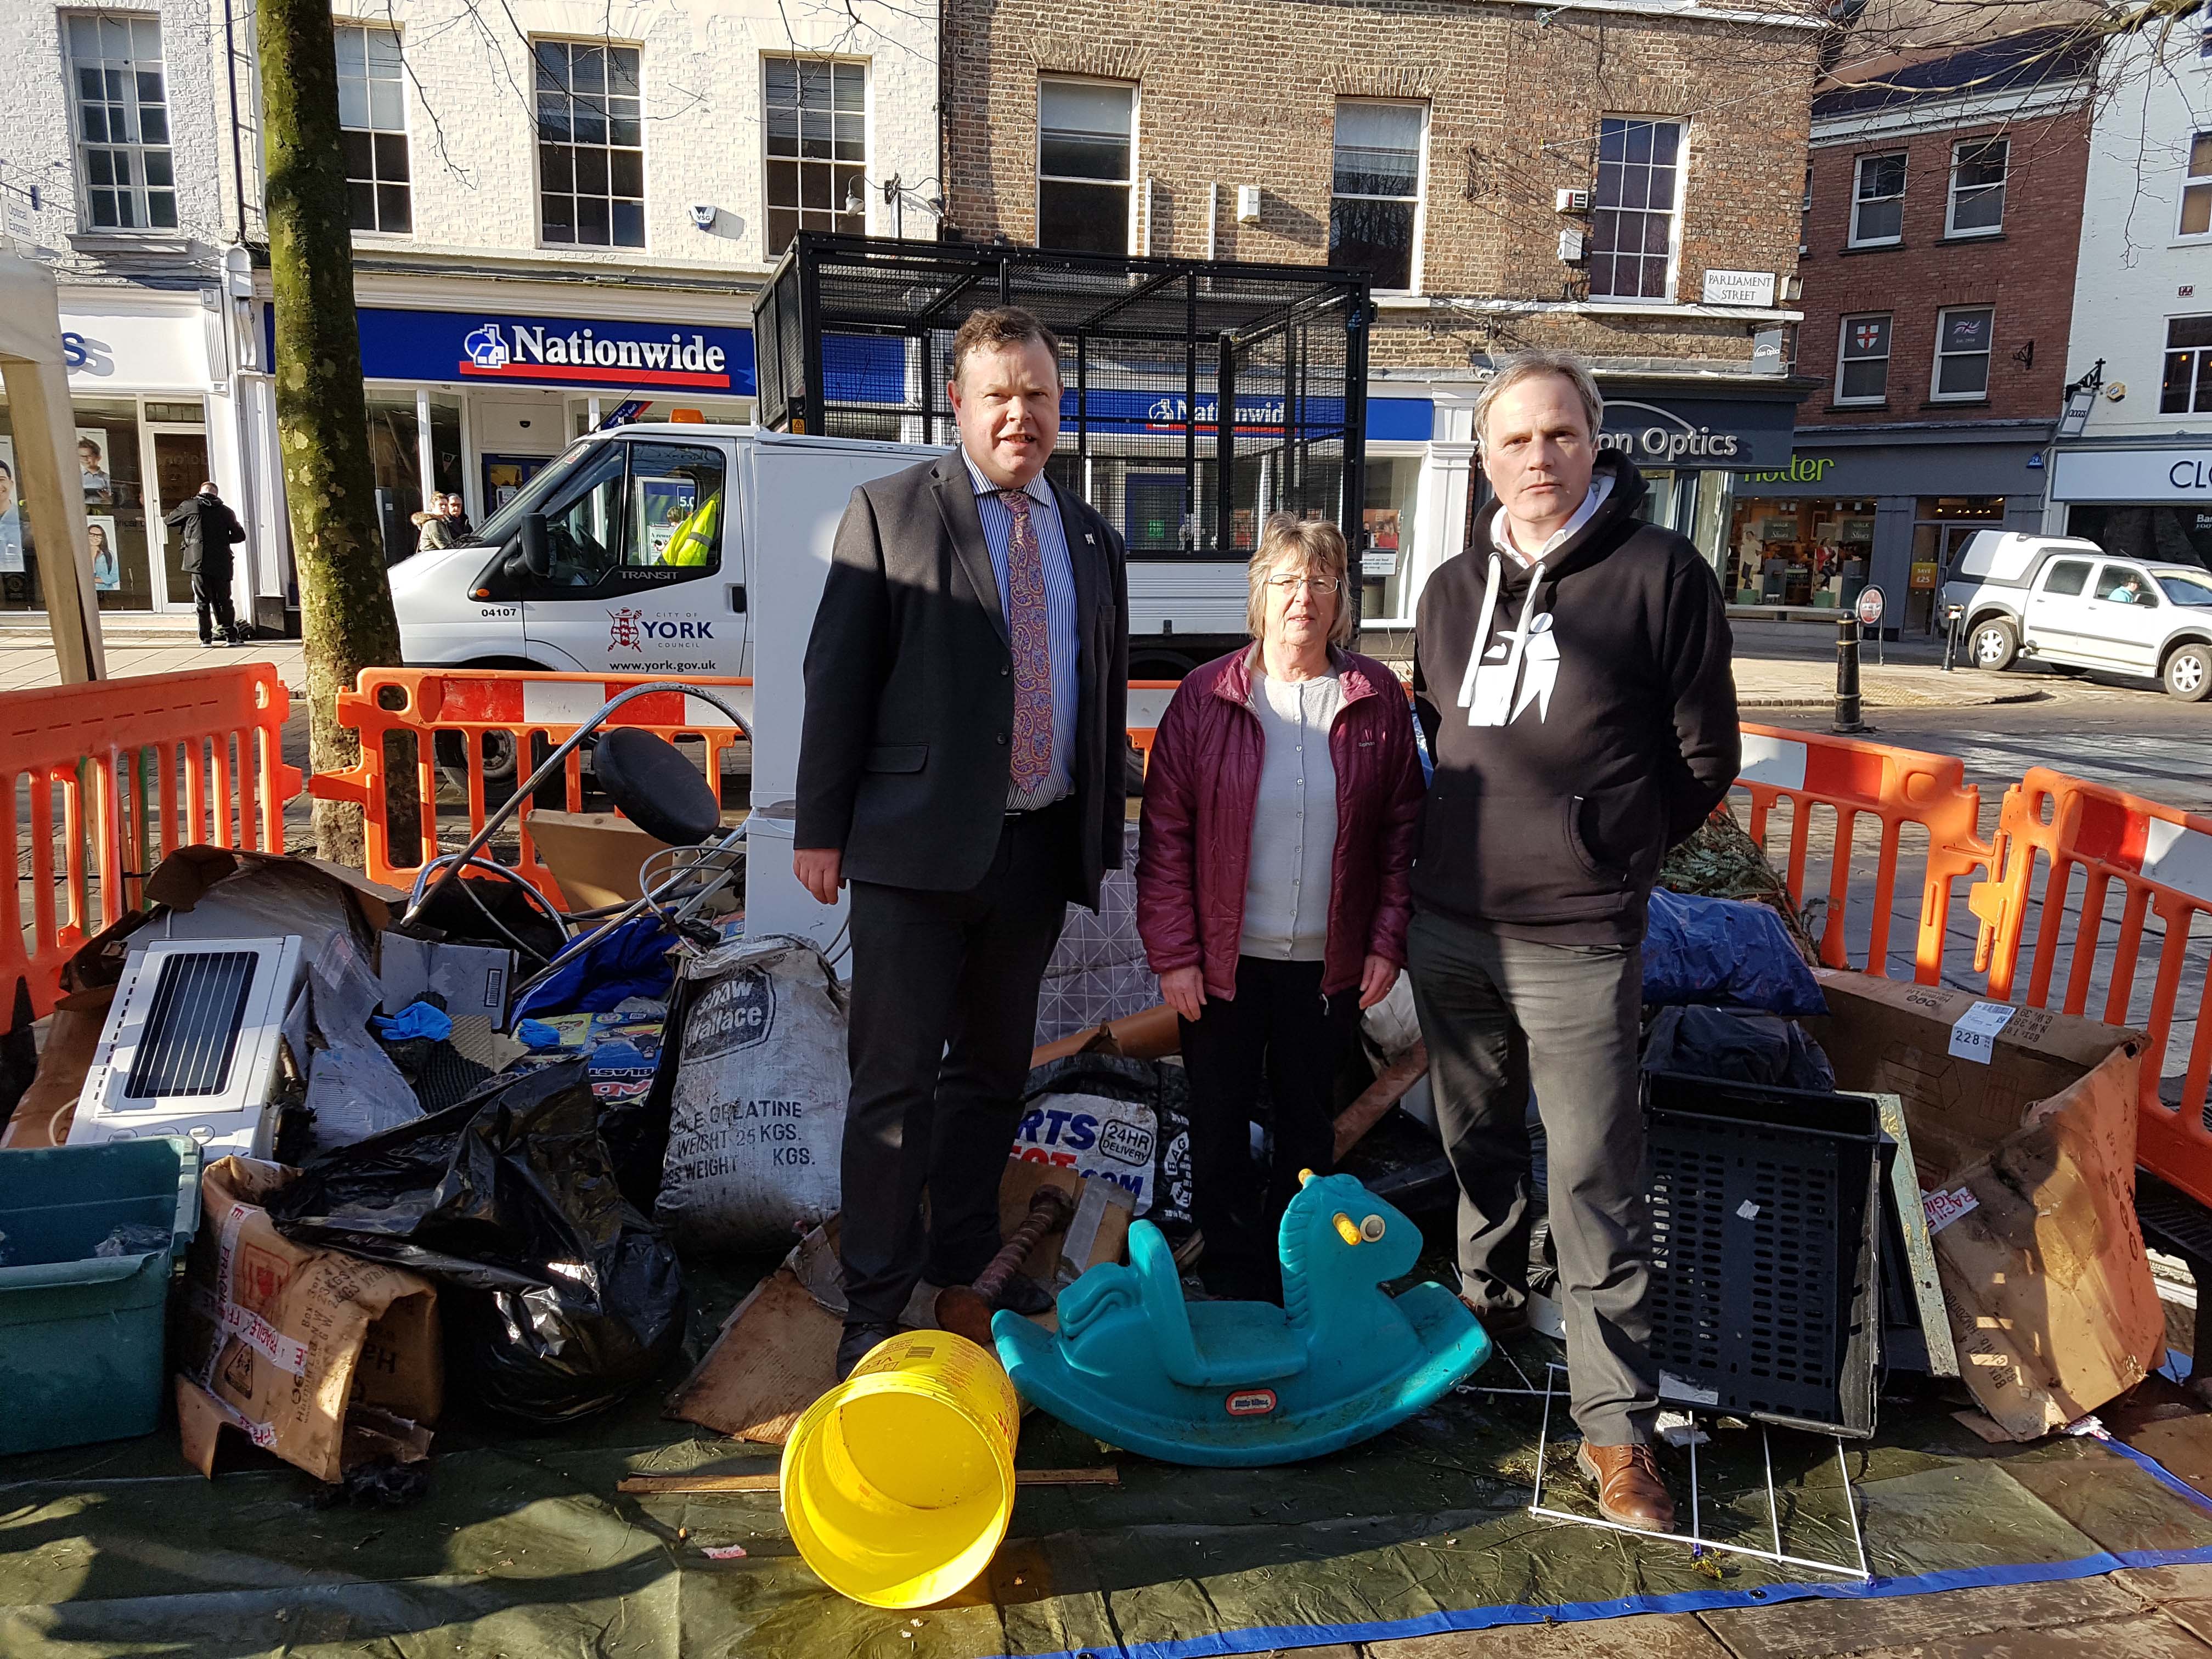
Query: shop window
2181 134 2212 239
1358 455 1421 623
1 396 156 612
1836 313 1891 404
535 40 644 249
1725 496 1876 607
1589 117 1683 301
763 57 865 257
1945 137 2006 236
1037 79 1133 256
336 24 410 234
2068 503 2212 569
1331 101 1426 292
66 15 176 231
2166 314 2212 414
1849 153 1905 246
1932 306 1994 399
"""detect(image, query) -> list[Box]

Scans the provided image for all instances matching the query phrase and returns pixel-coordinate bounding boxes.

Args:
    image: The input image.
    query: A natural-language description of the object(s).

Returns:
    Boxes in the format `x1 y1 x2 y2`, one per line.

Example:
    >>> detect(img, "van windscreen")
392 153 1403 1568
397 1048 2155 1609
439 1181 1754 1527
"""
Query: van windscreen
473 438 597 546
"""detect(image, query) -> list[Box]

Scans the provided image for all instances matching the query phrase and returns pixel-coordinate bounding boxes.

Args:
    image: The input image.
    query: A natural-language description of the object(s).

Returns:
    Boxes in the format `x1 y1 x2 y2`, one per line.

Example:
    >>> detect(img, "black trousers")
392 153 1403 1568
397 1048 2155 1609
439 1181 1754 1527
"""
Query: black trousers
1178 955 1361 1301
838 800 1073 1326
191 570 236 643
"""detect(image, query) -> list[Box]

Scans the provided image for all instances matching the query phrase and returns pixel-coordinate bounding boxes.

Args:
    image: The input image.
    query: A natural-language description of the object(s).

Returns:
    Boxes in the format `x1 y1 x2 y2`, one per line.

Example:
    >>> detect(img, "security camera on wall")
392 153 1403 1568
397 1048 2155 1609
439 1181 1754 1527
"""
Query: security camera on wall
690 203 718 229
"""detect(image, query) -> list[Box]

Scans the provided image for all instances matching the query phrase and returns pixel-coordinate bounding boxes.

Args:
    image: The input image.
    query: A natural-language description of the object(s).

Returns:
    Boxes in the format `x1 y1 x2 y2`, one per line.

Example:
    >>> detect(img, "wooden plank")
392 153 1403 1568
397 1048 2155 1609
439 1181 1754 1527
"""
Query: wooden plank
664 1266 840 1447
618 1467 1120 1494
1828 1613 2212 1659
1333 1044 1430 1161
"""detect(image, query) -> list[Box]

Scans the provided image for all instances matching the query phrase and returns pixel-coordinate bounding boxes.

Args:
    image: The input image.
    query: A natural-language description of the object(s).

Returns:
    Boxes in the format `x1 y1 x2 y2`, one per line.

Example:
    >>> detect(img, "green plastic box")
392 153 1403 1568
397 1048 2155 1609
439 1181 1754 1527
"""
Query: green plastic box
0 1136 202 1455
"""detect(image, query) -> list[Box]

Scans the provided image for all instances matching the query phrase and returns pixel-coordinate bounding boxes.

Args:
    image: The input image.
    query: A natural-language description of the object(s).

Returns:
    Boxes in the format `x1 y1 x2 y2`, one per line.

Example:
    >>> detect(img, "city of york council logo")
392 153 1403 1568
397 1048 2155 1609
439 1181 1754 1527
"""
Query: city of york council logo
609 606 646 652
464 323 511 370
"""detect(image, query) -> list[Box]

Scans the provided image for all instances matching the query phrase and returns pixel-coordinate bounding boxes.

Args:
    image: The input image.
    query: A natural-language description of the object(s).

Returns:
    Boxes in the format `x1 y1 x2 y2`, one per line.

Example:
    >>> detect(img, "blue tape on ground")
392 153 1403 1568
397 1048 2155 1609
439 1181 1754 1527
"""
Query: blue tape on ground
1016 1438 2212 1659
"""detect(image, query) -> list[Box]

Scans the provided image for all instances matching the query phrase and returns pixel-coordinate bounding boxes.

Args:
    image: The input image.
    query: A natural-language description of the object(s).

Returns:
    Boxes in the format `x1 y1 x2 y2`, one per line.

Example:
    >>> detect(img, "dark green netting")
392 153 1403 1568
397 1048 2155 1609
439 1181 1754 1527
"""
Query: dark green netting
7 1269 2212 1659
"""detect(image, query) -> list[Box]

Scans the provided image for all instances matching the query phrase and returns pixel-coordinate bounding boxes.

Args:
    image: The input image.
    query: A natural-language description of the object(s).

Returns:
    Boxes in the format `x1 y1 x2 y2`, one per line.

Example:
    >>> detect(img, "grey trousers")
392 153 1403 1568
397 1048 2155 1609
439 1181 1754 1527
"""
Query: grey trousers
1407 909 1657 1446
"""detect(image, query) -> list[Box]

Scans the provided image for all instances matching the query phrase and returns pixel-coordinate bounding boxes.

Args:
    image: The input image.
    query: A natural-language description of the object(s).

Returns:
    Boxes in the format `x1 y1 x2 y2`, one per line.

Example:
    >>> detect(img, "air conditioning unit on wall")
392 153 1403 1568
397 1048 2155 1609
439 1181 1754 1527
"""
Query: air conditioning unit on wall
70 936 306 1160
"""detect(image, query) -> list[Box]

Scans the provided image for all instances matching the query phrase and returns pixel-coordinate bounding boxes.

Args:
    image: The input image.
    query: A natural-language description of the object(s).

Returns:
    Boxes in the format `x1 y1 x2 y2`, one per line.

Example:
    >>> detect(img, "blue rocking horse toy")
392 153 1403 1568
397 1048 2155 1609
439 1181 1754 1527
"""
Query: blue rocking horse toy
992 1170 1493 1466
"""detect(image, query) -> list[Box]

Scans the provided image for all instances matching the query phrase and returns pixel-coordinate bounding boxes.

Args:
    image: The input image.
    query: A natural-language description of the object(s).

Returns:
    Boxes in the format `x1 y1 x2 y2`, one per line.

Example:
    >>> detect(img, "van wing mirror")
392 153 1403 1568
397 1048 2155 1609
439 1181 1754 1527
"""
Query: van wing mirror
518 511 551 577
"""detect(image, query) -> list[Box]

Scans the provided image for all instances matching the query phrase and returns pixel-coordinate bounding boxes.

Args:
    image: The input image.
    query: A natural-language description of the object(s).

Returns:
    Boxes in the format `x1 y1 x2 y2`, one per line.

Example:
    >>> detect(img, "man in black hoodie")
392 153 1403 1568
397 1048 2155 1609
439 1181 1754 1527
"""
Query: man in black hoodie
1410 351 1739 1533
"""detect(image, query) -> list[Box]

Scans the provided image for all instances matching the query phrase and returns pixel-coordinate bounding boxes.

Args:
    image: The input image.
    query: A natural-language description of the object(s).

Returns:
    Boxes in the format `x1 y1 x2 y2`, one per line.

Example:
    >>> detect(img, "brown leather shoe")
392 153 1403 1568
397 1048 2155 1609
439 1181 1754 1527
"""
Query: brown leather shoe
1576 1441 1675 1532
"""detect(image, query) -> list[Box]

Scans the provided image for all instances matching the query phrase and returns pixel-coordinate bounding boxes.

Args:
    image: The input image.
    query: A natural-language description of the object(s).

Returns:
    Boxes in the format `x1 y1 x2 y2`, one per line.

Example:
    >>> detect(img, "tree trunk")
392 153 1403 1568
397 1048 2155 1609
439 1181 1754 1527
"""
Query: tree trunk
257 0 403 866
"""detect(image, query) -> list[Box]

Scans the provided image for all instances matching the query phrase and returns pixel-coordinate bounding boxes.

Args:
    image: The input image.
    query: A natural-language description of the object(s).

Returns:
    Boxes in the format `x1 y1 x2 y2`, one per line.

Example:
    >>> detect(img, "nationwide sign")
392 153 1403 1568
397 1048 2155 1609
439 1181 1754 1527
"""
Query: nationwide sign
461 320 733 388
321 307 761 396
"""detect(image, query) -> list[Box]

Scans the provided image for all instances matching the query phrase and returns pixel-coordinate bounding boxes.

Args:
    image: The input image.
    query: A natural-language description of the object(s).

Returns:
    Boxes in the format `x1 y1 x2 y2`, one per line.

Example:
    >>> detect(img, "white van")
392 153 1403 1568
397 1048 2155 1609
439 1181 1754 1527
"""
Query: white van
391 421 1256 689
389 424 941 683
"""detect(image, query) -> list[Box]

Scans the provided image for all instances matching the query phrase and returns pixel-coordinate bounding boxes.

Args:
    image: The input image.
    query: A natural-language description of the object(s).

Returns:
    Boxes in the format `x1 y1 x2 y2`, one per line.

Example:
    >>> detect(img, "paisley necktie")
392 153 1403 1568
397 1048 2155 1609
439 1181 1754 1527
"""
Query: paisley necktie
998 488 1052 794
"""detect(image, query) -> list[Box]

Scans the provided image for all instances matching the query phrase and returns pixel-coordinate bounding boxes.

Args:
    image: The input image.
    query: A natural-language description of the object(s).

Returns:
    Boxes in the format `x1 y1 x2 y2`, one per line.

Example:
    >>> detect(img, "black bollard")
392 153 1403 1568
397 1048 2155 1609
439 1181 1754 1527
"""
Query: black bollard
1835 616 1865 733
1942 603 1963 673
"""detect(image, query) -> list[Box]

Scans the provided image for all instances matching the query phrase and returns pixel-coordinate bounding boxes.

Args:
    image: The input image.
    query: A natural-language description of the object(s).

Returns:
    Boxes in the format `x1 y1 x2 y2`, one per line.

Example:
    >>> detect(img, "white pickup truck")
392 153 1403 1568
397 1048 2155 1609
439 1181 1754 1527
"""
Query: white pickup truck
1940 531 2212 701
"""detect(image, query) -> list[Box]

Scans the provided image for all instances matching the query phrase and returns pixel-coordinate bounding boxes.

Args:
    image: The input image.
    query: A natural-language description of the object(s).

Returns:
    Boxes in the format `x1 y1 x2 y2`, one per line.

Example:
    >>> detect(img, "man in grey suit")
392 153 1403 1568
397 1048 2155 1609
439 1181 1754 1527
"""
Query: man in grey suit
795 306 1130 1380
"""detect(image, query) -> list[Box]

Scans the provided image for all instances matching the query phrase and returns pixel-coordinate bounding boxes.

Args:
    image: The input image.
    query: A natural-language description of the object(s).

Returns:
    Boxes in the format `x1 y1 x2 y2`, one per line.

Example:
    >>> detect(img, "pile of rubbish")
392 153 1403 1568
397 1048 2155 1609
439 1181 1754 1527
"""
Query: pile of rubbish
0 749 2172 1618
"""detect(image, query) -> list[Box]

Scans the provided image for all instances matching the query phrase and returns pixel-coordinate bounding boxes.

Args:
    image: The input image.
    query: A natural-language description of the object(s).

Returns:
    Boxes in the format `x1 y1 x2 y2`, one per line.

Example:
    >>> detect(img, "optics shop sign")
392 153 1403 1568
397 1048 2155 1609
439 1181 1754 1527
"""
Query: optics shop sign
348 307 760 395
1598 397 1794 470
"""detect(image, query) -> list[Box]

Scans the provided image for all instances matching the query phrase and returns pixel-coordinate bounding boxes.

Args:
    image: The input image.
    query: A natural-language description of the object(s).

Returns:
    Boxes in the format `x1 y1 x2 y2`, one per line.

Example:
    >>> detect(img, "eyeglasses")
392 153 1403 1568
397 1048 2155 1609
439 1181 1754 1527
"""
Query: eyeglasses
1265 575 1341 595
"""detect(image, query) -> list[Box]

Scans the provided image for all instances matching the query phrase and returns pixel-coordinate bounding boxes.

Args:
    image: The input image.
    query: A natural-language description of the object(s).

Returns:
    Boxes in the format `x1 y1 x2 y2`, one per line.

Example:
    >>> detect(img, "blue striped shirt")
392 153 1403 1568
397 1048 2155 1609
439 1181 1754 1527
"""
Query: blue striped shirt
964 452 1080 810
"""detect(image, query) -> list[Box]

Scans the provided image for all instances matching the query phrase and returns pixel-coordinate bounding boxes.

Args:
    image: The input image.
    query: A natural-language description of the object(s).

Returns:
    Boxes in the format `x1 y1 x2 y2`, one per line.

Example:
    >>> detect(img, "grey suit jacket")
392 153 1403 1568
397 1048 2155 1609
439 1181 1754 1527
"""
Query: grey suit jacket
794 450 1131 906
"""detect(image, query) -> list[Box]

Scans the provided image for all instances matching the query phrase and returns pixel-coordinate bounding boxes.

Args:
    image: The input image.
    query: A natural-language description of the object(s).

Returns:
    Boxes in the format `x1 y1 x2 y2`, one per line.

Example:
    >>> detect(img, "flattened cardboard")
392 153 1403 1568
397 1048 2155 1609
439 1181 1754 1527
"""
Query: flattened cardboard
1932 1045 2166 1438
0 984 111 1149
1808 969 2161 1439
175 1156 442 1482
525 809 676 911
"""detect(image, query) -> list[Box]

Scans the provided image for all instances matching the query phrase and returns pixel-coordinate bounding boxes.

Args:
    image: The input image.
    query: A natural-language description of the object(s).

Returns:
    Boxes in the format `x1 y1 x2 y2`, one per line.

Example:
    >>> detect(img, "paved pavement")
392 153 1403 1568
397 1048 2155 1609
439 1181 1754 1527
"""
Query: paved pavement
0 622 307 696
1285 1561 2212 1656
0 616 2159 713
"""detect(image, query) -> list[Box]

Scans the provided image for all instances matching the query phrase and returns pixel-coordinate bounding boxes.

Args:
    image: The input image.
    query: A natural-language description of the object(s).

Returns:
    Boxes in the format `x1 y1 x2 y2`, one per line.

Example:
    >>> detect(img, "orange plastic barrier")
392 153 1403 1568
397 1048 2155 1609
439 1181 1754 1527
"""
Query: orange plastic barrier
308 668 752 901
1972 768 2212 1208
1733 723 1993 983
2 663 299 1021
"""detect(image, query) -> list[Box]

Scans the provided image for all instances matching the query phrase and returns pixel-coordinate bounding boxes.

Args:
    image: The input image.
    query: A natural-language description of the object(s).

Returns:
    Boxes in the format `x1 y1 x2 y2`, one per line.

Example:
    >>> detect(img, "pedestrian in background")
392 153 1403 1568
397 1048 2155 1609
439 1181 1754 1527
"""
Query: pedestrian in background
412 493 458 551
795 306 1131 1381
1409 349 1739 1534
165 481 248 646
1136 514 1424 1302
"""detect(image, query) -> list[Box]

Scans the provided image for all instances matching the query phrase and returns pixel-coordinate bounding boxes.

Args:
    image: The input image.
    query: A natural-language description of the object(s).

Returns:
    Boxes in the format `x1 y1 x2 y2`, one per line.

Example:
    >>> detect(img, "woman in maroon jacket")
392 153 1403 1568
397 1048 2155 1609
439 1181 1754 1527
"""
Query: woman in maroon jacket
1137 515 1426 1301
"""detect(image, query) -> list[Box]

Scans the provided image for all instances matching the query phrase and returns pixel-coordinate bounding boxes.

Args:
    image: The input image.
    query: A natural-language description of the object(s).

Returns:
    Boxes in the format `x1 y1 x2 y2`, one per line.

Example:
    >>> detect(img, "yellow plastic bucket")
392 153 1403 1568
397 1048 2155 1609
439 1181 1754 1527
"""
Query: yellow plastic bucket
781 1329 1021 1607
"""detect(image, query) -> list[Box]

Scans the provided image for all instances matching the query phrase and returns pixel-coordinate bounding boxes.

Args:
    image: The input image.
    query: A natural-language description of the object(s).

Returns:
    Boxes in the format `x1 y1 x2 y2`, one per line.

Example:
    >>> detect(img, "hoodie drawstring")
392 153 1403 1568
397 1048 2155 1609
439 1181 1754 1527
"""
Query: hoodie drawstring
1457 553 1546 724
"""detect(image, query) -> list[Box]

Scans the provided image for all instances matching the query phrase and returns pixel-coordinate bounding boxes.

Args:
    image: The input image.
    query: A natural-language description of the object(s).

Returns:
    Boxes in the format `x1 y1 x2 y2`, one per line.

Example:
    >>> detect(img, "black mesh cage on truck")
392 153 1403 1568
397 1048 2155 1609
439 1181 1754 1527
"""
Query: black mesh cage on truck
751 234 1373 564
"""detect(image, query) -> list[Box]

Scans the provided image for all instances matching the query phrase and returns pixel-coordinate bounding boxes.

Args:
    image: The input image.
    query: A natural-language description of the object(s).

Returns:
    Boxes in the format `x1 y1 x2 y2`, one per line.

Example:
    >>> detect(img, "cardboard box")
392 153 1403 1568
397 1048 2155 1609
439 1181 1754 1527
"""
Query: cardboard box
175 1156 442 1482
1807 969 2163 1438
1803 970 2143 1184
526 808 743 915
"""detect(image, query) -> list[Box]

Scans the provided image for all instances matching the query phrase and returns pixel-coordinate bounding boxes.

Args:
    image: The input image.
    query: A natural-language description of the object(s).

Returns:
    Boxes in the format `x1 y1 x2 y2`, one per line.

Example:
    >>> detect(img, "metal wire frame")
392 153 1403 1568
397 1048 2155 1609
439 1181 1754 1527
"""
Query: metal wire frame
1499 1361 1872 1582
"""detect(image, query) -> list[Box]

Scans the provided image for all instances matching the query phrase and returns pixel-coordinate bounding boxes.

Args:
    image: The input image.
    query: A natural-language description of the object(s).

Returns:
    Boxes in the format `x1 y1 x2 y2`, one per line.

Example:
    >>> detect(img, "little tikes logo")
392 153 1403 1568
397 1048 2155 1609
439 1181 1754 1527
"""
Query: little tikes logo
459 319 732 389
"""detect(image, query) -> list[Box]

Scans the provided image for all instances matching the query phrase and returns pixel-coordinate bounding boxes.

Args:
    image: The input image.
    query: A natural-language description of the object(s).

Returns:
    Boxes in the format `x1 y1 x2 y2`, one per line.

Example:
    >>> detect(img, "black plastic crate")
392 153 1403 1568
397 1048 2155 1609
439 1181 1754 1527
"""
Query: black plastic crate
1644 1073 1884 1438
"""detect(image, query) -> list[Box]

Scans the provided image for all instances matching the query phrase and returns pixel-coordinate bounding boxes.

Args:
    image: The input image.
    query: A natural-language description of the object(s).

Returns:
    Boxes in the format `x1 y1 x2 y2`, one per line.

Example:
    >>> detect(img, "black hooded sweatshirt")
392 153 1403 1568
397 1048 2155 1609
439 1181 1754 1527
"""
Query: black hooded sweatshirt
1410 452 1739 944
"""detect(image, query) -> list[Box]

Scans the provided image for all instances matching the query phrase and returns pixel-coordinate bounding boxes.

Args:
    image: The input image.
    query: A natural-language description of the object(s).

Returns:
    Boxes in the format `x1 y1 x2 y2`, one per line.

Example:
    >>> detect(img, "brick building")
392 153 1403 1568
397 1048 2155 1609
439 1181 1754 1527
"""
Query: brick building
1733 27 2093 633
939 0 1826 634
0 0 939 625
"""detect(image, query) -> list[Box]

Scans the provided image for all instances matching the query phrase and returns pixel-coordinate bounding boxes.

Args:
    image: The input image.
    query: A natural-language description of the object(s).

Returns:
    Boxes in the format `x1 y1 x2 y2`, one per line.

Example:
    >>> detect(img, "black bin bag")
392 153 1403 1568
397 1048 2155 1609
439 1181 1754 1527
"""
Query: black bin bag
267 1060 685 1425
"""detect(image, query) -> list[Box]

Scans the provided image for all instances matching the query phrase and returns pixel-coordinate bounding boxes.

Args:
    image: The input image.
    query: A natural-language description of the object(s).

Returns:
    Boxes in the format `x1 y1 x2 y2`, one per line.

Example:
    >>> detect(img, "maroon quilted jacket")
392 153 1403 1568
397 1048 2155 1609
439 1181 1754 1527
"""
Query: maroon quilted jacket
1136 645 1426 1000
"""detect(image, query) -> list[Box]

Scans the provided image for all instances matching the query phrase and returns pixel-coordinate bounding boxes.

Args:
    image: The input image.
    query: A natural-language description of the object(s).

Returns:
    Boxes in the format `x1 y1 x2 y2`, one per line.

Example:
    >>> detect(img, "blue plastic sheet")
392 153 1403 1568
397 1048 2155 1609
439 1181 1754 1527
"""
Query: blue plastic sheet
510 916 676 1022
1642 888 1826 1016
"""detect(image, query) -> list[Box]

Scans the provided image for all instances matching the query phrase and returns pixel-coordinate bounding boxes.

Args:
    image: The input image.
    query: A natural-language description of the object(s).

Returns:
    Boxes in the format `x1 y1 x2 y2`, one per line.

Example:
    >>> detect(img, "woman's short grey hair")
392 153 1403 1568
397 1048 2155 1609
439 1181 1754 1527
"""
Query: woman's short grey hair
1472 351 1605 449
1246 513 1355 648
